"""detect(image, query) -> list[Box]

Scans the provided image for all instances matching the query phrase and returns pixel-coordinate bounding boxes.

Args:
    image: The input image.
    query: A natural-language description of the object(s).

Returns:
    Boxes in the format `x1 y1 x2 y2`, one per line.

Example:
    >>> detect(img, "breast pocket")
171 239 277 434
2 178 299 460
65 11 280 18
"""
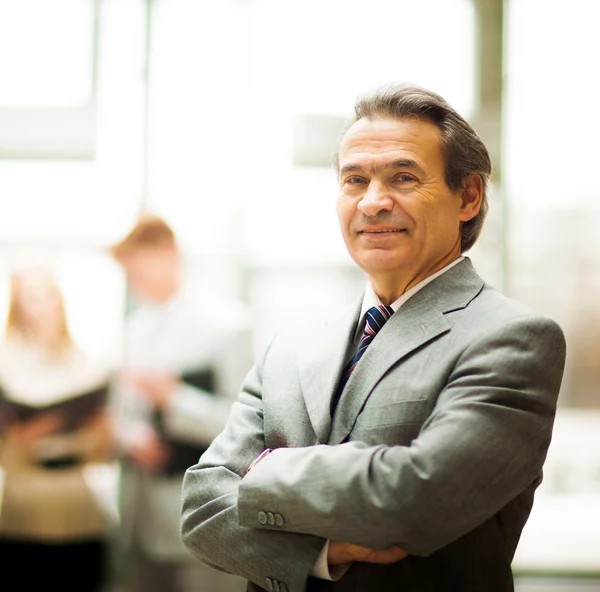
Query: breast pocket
351 399 428 446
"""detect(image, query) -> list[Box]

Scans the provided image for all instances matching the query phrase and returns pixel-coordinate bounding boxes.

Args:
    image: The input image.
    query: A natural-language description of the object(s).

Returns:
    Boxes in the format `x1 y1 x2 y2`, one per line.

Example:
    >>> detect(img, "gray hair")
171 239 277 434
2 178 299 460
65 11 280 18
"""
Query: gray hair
335 83 492 253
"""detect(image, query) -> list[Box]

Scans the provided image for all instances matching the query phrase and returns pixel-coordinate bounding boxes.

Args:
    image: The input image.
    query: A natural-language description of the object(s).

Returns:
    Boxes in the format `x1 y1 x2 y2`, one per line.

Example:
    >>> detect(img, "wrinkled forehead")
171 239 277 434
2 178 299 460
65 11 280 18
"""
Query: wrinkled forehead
337 115 444 171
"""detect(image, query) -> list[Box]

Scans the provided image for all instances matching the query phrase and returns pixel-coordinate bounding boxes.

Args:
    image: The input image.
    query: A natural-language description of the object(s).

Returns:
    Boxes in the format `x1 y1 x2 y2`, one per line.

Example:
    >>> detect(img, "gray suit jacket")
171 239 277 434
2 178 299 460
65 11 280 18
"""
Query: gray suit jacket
181 258 566 592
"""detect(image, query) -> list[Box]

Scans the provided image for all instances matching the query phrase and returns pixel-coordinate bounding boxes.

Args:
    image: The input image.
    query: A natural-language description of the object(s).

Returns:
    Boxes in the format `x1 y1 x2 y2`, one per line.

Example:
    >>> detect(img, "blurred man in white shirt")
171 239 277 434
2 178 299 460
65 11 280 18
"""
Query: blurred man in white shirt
110 214 252 592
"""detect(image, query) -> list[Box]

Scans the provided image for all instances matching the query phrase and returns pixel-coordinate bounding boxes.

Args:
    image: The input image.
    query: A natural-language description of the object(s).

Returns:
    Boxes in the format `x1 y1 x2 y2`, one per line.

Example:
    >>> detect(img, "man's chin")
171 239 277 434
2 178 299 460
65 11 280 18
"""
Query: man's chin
354 255 412 278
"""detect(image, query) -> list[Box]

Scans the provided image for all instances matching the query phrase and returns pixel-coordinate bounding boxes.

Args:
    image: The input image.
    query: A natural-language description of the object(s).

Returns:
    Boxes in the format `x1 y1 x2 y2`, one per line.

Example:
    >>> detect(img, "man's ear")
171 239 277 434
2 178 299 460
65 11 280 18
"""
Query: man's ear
459 174 483 222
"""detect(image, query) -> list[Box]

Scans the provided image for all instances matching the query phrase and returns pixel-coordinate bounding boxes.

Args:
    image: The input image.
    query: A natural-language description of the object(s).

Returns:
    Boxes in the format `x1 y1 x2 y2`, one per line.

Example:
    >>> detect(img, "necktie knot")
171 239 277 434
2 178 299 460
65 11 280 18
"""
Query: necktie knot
362 305 394 340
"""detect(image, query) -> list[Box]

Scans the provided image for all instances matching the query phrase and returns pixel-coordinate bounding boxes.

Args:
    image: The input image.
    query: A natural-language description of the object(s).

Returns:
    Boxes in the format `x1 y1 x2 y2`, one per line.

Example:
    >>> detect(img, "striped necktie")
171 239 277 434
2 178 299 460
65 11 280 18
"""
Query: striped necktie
332 305 394 411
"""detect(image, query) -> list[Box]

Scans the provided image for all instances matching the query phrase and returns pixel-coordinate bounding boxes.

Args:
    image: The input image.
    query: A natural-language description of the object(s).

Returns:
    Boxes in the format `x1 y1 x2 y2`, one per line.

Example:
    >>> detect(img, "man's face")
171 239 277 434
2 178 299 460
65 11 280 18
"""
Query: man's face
337 116 478 289
119 247 180 303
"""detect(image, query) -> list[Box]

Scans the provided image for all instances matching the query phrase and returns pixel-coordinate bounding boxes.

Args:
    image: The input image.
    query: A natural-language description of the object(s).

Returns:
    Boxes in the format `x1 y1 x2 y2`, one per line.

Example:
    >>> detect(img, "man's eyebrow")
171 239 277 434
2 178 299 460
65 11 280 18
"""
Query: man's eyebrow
389 159 426 175
339 159 426 176
339 163 365 175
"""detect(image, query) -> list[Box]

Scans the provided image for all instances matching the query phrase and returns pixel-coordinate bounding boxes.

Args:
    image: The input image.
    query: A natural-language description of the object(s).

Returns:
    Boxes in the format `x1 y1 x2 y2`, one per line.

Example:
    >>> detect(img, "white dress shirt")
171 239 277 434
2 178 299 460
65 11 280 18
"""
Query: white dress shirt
114 273 254 451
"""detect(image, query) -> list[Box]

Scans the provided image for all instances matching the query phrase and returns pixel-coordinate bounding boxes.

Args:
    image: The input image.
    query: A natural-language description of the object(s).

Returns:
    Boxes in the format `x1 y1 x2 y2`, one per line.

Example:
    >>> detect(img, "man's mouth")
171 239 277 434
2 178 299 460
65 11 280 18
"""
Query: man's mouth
359 228 407 234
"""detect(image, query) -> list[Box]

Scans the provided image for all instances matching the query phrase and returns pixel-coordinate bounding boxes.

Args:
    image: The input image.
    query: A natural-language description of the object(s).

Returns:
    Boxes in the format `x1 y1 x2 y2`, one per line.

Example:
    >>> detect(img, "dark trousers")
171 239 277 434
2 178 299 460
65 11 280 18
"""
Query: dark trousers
0 538 107 591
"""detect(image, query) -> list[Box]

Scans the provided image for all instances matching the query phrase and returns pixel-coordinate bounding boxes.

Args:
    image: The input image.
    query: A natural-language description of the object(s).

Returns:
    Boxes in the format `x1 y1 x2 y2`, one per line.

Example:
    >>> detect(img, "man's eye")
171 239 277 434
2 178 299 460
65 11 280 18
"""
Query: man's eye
344 176 366 185
395 174 416 183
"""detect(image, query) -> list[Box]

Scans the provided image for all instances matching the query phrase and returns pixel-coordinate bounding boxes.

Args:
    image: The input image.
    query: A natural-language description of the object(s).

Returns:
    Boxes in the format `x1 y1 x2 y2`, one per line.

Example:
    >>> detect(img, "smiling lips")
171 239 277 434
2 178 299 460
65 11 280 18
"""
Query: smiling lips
358 227 407 235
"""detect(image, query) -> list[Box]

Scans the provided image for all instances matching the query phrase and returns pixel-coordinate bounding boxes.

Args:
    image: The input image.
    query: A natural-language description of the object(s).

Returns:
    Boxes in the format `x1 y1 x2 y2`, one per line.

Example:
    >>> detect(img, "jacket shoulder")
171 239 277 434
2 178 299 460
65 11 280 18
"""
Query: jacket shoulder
459 283 566 346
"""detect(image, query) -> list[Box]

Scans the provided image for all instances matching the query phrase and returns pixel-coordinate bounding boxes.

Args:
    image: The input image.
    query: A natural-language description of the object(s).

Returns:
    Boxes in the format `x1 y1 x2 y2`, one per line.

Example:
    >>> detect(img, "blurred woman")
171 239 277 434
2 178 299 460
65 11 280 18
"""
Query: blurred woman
0 267 115 591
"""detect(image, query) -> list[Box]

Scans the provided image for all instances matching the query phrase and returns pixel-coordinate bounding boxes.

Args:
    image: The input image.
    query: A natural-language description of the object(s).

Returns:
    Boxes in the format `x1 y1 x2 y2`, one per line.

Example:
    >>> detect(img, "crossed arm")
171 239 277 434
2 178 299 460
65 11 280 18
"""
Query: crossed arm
180 315 565 591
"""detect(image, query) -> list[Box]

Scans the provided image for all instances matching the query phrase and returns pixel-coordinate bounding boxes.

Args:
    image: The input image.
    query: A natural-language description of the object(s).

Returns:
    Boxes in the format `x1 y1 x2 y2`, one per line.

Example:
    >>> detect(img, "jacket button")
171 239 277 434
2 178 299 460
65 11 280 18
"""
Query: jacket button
258 511 267 525
267 512 275 525
264 577 273 591
274 513 284 527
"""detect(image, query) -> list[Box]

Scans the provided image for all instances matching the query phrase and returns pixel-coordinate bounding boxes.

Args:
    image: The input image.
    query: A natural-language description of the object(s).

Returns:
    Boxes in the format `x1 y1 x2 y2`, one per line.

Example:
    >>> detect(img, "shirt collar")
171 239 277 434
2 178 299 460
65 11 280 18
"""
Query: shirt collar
355 256 464 340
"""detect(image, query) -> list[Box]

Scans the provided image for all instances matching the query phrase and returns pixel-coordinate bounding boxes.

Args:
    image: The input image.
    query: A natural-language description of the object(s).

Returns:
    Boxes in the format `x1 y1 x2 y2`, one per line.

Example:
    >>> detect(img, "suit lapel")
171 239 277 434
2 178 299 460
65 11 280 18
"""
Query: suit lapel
328 258 485 445
297 296 362 444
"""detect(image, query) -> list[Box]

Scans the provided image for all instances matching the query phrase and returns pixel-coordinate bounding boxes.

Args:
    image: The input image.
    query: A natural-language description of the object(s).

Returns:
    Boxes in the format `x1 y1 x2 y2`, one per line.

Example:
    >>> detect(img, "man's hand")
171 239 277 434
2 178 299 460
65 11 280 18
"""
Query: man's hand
327 541 408 566
121 369 178 410
128 429 170 472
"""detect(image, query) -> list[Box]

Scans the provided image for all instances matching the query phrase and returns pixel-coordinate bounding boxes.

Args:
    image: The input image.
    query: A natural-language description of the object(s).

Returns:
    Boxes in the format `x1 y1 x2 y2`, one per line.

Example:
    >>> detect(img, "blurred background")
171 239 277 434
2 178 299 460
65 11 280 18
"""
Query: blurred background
0 0 598 590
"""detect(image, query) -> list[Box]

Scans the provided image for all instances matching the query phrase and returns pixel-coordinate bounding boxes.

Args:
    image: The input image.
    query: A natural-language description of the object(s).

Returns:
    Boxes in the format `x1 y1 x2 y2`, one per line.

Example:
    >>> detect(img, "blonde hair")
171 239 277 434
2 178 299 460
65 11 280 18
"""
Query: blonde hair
5 268 72 354
110 214 177 261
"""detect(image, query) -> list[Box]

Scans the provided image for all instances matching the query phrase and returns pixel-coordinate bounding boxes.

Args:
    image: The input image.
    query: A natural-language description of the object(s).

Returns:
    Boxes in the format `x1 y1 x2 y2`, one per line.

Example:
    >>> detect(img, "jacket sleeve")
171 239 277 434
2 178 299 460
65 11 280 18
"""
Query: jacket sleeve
236 315 566 556
180 343 326 592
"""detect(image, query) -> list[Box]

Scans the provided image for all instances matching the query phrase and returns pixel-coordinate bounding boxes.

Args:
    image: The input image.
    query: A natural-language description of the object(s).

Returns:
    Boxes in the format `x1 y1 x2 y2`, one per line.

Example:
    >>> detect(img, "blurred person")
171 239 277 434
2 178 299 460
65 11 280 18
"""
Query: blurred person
180 83 567 592
0 267 114 591
110 214 252 592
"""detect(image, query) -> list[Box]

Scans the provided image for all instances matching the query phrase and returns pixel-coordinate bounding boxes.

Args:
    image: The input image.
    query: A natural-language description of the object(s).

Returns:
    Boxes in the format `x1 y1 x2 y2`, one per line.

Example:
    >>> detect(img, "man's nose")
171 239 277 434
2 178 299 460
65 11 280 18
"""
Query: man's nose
357 182 394 216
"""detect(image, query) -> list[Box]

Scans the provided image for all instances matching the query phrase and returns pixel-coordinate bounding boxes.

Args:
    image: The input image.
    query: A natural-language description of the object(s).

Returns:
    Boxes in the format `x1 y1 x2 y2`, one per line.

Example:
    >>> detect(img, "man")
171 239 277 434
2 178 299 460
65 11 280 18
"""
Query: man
180 84 566 592
110 214 251 592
